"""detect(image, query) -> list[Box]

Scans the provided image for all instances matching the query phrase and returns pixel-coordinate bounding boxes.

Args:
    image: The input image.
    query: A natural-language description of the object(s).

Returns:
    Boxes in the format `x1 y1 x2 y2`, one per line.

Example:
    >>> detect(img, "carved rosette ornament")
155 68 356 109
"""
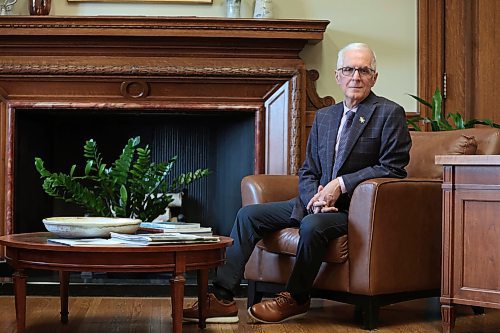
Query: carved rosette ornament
120 81 150 99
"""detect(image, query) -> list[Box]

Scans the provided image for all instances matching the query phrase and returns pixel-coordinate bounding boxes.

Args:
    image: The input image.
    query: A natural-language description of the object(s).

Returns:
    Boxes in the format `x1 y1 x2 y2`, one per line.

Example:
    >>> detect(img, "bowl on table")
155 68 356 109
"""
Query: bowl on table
42 217 141 238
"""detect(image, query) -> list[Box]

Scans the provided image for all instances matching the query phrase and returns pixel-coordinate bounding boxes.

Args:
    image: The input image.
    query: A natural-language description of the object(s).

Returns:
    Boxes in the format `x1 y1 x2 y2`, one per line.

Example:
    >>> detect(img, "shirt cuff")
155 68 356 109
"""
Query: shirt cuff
338 176 347 194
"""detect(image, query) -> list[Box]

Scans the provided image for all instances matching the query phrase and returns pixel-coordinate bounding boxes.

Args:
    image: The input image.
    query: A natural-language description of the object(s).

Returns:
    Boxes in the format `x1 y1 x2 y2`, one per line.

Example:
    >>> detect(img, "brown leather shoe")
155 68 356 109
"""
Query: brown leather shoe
248 292 310 323
183 293 239 323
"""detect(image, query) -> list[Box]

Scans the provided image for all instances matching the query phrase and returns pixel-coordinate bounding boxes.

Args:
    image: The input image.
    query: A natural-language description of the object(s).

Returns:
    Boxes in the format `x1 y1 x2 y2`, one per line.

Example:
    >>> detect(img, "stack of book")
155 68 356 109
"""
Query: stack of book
138 221 213 236
110 232 219 245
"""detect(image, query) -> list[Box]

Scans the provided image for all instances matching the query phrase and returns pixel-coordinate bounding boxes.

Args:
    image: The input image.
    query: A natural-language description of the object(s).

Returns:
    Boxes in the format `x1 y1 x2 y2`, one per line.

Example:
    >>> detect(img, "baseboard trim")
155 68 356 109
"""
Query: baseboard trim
0 271 248 298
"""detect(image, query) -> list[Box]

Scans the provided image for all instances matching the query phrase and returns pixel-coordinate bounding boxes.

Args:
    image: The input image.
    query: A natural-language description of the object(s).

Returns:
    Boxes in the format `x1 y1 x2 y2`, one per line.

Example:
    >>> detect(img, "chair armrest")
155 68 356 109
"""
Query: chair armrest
347 177 443 295
241 175 299 206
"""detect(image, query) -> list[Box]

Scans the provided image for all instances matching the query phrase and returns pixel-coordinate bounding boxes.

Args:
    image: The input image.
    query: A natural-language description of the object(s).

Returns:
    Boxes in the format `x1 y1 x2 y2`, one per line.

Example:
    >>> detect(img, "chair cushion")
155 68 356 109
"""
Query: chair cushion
407 131 478 179
257 228 348 264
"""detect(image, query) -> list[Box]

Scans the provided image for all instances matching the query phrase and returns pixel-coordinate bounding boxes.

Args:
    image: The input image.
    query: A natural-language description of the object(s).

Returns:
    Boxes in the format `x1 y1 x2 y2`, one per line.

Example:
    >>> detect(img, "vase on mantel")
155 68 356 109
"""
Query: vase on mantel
29 0 51 15
226 0 241 18
253 0 273 18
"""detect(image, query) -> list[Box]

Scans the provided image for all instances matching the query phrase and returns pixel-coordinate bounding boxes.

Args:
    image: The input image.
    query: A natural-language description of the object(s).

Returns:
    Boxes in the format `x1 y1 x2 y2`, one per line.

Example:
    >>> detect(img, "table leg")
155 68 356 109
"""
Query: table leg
59 271 70 324
13 269 27 333
170 272 186 333
196 269 209 329
441 304 456 333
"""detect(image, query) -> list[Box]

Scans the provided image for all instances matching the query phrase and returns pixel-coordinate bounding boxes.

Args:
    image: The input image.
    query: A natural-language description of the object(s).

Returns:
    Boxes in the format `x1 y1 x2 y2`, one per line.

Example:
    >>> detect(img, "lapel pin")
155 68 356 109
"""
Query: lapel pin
359 116 365 124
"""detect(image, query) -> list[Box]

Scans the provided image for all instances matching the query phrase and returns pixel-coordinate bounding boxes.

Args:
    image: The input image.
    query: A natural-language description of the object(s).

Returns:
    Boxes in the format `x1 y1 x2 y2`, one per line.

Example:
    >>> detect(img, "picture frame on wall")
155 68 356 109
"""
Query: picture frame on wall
67 0 212 3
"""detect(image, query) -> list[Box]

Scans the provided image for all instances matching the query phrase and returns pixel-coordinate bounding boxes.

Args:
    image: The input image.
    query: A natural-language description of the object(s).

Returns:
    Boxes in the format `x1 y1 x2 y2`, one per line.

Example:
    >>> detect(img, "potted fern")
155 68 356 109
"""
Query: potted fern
35 136 209 229
407 88 500 131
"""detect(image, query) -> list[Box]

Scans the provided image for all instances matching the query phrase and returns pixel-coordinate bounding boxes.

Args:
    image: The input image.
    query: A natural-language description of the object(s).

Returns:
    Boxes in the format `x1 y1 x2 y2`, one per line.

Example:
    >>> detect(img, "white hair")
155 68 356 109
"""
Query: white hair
337 43 377 70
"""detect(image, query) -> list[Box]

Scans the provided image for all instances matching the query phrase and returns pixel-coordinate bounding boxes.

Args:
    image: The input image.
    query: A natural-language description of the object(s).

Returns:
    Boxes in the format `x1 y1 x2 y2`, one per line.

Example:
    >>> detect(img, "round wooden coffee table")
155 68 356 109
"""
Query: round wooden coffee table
0 232 233 333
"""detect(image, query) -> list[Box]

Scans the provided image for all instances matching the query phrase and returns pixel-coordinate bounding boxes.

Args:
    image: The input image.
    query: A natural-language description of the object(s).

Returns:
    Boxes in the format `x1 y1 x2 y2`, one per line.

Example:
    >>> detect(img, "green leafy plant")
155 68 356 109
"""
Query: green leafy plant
34 136 209 222
407 88 500 131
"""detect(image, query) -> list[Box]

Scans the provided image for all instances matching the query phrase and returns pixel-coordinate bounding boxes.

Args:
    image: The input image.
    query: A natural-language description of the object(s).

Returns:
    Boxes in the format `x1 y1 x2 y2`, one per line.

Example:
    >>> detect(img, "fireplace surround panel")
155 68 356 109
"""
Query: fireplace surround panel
0 16 329 253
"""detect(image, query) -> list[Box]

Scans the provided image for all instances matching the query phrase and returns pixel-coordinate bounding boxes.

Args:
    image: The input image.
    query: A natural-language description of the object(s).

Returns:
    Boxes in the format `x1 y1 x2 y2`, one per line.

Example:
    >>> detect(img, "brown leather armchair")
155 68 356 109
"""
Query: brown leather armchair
242 128 500 329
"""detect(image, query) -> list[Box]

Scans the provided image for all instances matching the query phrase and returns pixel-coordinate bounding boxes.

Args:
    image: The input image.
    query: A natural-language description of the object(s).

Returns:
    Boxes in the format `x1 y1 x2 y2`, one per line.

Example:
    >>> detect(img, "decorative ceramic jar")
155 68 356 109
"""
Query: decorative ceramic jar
226 0 241 18
29 0 51 15
253 0 273 18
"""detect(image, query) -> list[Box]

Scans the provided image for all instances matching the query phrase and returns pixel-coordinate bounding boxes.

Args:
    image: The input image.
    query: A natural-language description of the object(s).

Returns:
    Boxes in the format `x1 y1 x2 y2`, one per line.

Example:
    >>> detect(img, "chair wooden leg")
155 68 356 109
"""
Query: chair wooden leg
359 298 379 330
246 281 264 308
354 305 363 324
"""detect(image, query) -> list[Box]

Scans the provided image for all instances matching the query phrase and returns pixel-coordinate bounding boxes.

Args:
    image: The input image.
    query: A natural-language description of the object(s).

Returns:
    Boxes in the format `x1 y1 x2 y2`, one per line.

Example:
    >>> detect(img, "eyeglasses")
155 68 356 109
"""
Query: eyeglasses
337 67 375 77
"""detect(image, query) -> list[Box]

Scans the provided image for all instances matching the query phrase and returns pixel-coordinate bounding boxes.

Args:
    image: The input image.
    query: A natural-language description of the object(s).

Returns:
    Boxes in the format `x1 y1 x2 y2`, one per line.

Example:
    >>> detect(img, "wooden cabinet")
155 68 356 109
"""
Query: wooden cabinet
437 155 500 333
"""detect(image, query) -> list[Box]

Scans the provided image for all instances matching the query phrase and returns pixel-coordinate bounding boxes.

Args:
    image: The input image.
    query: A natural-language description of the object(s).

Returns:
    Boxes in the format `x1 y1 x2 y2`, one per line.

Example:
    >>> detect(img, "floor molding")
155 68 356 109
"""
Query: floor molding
0 269 248 298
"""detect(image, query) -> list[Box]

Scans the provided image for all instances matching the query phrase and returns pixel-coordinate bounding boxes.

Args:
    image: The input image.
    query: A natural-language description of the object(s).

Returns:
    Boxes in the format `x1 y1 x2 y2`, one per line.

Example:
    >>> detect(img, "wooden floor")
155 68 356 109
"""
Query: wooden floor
0 296 499 333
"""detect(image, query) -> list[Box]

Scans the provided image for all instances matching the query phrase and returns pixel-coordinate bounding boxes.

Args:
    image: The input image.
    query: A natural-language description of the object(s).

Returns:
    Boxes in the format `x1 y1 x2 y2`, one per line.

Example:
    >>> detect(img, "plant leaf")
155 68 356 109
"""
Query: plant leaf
98 164 106 177
69 164 76 177
431 88 442 123
34 157 51 177
110 137 140 188
84 160 93 176
464 119 500 129
408 94 432 109
406 117 423 131
119 185 128 207
447 113 465 129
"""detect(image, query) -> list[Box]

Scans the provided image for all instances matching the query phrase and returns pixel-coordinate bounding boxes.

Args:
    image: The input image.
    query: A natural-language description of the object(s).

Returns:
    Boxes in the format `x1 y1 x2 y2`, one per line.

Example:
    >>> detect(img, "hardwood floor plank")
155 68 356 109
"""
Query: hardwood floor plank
0 296 499 332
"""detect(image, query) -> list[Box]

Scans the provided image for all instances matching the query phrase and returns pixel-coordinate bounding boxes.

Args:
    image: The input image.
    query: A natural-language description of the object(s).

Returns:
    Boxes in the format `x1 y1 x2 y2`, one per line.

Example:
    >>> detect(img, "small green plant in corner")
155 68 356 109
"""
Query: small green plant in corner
407 87 500 131
34 136 209 222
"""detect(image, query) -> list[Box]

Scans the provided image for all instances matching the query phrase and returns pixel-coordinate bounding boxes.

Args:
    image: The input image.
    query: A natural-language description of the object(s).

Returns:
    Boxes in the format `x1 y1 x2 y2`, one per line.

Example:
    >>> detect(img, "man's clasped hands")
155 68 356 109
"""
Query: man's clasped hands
306 178 343 214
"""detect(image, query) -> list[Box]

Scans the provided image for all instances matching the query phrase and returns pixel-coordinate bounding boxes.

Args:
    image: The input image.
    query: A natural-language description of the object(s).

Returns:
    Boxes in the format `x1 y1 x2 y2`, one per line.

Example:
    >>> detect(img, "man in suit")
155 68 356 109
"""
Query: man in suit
183 42 411 324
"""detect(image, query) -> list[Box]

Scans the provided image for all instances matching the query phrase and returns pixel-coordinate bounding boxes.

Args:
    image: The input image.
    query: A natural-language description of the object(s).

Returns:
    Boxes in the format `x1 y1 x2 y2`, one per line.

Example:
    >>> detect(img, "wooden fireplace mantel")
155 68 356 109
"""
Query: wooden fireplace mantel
0 16 328 39
0 16 329 239
0 16 328 60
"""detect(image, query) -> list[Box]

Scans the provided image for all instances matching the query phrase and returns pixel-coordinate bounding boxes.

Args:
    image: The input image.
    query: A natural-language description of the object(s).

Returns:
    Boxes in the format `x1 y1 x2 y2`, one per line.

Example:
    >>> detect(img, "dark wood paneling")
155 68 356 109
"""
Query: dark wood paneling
418 0 445 123
419 0 500 124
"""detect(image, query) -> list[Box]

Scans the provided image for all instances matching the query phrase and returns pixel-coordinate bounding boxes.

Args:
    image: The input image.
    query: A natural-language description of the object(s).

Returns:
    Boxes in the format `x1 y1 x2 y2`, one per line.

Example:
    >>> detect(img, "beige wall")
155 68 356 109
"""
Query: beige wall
9 0 417 111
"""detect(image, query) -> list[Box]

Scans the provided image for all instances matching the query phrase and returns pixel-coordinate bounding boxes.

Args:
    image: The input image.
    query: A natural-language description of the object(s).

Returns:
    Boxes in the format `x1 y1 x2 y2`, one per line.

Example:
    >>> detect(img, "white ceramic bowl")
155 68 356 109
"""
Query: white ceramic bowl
42 217 141 238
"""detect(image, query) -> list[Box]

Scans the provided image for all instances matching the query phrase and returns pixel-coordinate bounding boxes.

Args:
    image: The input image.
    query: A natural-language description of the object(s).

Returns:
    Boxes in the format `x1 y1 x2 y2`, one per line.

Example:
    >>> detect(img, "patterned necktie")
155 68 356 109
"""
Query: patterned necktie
332 110 355 178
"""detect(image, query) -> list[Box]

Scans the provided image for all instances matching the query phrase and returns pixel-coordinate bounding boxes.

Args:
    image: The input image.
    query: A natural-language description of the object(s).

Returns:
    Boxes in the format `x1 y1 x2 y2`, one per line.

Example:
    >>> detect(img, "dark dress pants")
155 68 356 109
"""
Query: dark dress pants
214 200 348 299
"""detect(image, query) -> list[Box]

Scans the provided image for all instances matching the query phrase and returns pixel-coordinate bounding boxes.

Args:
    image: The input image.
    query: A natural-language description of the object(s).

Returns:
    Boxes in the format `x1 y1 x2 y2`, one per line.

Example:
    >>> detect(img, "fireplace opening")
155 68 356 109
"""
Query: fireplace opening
13 108 255 237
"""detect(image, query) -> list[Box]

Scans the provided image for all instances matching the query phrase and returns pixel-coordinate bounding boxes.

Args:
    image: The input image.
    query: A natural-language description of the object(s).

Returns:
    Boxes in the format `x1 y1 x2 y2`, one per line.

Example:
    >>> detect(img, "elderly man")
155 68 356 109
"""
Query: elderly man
184 42 411 324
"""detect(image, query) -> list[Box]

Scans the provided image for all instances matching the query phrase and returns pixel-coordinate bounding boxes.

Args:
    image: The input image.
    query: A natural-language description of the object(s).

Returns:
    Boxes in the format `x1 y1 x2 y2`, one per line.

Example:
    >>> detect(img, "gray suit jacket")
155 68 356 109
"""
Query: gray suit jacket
291 92 412 222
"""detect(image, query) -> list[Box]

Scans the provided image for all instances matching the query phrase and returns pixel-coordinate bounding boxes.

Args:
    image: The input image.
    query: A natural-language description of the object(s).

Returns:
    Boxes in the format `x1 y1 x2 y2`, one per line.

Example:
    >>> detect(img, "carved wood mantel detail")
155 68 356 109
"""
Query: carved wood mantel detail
0 63 299 77
0 16 328 238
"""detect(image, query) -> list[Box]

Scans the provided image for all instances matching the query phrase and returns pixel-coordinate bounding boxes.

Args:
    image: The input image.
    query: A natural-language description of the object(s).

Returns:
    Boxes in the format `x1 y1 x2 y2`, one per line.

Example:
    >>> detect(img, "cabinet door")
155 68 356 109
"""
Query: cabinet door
453 189 500 304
